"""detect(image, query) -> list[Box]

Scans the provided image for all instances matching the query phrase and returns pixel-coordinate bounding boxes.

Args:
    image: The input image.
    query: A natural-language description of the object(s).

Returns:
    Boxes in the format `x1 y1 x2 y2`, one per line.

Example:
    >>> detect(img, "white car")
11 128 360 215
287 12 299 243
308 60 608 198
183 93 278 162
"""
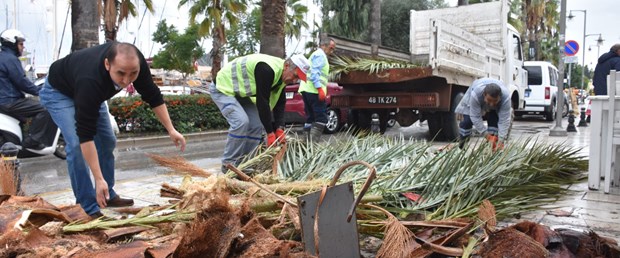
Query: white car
517 61 569 121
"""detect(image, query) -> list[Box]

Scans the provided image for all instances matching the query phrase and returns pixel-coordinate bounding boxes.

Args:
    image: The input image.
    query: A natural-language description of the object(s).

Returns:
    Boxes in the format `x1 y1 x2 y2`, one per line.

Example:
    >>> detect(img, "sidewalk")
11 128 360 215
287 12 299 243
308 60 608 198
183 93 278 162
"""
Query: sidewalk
37 121 620 242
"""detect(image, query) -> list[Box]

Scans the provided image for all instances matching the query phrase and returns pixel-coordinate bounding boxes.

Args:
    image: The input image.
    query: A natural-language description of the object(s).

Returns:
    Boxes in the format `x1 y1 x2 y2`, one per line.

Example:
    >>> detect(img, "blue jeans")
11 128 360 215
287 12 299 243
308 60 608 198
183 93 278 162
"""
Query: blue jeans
301 92 328 124
210 85 263 166
39 79 117 215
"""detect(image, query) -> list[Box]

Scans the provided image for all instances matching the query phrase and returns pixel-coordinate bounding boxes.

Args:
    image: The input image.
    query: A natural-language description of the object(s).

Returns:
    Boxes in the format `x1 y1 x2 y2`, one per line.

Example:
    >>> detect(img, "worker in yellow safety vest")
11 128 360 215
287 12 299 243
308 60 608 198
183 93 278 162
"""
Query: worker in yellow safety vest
210 54 310 174
298 36 336 142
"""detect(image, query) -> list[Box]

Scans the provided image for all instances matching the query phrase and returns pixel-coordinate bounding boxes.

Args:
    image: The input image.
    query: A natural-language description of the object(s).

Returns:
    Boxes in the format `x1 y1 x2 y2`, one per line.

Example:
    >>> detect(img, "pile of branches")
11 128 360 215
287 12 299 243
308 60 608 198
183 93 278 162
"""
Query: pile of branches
1 135 618 257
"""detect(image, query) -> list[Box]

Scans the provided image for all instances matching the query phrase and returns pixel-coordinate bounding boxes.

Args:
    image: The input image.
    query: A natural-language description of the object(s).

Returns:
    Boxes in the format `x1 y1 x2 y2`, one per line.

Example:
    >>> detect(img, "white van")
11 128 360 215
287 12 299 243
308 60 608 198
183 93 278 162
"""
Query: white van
518 61 569 121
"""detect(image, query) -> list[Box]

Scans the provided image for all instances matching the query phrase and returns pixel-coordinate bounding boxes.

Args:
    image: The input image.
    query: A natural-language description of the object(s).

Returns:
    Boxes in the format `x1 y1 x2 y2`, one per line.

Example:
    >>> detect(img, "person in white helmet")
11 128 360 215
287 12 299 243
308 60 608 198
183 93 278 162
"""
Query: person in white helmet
0 29 57 150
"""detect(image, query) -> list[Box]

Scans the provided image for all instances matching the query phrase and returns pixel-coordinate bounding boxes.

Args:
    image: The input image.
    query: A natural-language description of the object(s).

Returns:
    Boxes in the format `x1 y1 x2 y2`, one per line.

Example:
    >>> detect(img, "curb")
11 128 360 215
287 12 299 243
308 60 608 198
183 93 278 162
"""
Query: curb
116 130 228 150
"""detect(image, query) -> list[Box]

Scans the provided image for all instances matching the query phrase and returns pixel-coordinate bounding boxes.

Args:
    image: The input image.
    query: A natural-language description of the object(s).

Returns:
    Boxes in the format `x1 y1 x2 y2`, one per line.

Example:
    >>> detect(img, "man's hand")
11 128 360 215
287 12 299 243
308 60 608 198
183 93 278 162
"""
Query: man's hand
275 128 286 144
169 129 186 152
95 179 110 208
267 133 277 147
317 88 326 102
456 113 464 121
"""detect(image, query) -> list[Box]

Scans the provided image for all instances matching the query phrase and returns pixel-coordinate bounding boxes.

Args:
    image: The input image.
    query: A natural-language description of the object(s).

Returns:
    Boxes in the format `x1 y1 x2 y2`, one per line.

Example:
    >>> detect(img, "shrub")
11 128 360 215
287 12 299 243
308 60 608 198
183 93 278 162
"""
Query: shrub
108 94 228 134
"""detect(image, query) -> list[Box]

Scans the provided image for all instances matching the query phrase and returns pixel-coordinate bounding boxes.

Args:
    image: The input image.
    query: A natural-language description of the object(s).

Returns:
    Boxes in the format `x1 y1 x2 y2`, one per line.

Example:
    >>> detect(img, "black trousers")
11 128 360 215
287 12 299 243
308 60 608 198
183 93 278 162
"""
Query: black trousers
1 98 58 146
301 92 328 124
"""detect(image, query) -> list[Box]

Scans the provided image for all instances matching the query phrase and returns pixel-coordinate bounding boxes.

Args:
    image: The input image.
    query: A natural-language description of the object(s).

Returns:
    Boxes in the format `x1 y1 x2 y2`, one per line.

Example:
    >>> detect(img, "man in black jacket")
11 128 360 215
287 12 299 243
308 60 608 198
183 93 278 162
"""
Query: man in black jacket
40 42 186 219
593 44 620 95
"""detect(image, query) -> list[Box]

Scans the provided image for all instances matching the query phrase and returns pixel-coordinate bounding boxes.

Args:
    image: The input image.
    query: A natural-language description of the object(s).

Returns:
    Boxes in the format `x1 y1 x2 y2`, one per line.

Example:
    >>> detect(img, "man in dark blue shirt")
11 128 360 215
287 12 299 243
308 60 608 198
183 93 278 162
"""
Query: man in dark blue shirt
0 29 56 149
593 44 620 95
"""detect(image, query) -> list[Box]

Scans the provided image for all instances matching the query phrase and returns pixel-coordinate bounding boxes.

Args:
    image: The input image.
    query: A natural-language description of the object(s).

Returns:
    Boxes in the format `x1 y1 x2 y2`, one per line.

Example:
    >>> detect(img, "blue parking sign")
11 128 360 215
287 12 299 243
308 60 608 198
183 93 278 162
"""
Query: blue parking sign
565 40 579 56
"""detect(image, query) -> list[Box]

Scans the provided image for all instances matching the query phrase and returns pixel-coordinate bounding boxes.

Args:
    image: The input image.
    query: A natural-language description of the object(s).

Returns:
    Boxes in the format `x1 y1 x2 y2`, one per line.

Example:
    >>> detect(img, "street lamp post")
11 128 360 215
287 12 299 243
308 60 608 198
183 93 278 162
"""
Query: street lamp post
568 9 586 90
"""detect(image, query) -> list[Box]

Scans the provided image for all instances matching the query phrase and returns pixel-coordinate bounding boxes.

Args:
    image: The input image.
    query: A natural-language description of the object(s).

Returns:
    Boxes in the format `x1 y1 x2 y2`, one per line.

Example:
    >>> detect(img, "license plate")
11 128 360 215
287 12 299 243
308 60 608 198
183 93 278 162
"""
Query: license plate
368 96 397 104
286 92 294 99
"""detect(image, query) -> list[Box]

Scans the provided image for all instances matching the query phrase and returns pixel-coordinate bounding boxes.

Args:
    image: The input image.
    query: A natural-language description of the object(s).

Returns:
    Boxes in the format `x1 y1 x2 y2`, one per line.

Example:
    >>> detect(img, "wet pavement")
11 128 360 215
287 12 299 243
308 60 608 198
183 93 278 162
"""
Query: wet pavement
20 111 620 242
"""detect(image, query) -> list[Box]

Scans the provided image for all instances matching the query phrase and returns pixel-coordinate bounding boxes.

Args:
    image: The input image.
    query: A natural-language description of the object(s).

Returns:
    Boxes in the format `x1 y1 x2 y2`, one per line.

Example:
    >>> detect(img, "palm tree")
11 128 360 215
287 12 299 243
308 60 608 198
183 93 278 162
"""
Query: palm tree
100 0 155 41
259 0 286 57
368 0 381 45
318 0 370 41
284 0 309 41
179 0 247 77
71 0 100 51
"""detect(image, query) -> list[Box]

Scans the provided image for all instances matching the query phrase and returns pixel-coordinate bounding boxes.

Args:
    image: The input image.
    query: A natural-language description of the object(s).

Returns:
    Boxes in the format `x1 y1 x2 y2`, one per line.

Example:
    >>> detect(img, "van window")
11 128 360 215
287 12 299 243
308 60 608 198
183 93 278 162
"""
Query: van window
548 66 558 86
524 66 542 85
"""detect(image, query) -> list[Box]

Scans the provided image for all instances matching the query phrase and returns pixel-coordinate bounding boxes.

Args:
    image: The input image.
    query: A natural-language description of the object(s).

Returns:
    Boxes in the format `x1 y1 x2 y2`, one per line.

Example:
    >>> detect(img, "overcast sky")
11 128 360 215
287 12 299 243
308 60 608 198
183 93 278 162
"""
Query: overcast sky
2 0 618 71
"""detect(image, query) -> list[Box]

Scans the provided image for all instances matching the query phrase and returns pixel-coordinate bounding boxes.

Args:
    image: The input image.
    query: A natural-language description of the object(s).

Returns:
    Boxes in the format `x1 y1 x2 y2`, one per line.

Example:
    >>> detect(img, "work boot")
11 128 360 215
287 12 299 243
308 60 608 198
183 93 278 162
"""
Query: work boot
309 122 325 143
458 135 470 149
106 195 134 207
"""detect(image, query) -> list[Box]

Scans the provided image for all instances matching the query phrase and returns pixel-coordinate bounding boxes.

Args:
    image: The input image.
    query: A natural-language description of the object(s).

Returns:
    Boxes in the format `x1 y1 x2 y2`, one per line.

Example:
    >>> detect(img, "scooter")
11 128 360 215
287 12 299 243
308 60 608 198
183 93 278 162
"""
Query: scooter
0 111 66 159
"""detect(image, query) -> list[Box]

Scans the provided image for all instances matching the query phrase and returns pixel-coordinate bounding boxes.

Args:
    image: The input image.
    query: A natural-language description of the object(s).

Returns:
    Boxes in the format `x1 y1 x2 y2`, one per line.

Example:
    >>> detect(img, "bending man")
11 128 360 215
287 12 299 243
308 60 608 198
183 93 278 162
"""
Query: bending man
40 42 186 219
210 54 310 173
455 78 511 149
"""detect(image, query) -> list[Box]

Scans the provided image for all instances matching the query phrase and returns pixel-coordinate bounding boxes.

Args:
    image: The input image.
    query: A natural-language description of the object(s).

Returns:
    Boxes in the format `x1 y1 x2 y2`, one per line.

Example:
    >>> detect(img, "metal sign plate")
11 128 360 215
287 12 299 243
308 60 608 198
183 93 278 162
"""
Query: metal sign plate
297 182 360 257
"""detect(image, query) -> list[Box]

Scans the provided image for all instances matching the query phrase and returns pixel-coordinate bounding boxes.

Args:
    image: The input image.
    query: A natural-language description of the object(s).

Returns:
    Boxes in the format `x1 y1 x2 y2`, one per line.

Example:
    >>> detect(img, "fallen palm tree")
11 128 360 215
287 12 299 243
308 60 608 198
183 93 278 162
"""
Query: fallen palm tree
273 135 587 220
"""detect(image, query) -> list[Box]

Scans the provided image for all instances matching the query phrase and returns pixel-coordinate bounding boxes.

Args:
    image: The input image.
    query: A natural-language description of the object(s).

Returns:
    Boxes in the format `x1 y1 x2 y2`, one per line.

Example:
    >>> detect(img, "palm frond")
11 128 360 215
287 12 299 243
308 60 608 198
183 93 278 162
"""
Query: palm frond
329 55 424 81
271 135 587 220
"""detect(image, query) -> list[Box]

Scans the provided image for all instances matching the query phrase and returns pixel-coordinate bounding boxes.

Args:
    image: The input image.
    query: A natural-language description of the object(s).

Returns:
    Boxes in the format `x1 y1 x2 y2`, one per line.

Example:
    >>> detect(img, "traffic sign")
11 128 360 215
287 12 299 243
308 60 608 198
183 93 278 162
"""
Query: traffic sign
564 40 579 56
564 56 579 63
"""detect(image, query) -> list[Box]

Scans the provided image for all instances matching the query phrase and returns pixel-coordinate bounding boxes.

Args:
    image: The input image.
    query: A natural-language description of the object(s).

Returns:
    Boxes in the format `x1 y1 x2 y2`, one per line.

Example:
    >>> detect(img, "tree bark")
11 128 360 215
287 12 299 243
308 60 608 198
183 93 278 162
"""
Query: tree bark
259 0 286 57
210 25 225 79
458 0 469 5
103 0 118 41
71 0 100 52
368 0 381 45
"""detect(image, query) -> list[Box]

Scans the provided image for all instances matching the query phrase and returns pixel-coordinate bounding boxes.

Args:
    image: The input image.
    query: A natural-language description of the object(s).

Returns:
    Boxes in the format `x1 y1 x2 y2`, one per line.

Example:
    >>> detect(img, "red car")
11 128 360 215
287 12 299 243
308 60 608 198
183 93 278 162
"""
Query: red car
284 82 348 134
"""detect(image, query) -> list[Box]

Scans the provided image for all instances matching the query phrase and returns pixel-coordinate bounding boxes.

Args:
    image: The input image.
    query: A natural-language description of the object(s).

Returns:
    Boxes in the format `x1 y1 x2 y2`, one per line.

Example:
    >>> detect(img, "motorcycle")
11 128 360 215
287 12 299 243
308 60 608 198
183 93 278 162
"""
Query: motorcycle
0 78 120 160
0 111 66 159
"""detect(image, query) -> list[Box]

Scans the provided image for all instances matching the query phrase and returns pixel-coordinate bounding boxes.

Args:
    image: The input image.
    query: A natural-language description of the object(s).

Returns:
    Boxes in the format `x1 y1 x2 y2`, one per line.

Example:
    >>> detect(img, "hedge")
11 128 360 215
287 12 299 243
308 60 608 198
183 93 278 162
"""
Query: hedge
108 94 228 134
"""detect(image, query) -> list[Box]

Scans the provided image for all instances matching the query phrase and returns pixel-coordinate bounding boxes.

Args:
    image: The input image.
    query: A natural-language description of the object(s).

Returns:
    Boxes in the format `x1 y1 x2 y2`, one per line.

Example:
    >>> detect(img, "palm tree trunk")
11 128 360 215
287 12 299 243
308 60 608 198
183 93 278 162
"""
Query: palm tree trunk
103 0 118 41
210 25 225 79
368 0 381 45
259 0 286 57
71 0 100 52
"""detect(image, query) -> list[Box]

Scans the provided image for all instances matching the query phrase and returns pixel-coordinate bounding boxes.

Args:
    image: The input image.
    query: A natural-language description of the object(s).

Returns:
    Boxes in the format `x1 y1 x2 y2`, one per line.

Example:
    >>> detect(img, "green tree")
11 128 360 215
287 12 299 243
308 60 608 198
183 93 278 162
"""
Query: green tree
317 0 370 40
284 0 309 41
179 0 248 78
226 9 261 59
566 63 591 90
225 0 308 58
381 0 447 51
151 20 205 80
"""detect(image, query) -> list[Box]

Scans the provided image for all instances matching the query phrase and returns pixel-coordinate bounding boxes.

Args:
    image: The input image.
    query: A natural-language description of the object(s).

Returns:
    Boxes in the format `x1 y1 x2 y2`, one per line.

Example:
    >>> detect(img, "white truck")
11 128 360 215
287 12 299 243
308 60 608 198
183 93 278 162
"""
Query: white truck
330 0 528 140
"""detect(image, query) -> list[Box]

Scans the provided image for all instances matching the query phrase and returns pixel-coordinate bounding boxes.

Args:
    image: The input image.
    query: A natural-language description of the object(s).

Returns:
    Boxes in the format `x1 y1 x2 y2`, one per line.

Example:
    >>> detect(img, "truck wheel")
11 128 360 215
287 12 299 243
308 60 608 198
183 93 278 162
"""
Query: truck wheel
545 101 556 121
350 109 388 134
427 115 443 140
440 92 464 141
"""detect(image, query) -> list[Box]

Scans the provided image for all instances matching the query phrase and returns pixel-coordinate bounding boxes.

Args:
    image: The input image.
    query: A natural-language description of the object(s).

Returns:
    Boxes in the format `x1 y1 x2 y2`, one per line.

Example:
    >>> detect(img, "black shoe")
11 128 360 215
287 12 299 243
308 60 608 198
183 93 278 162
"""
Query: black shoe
90 211 104 220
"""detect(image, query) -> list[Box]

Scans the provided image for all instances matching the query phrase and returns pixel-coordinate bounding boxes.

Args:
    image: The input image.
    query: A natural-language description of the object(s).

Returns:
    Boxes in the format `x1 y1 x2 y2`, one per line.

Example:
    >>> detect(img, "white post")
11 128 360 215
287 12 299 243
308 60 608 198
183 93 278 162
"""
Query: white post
52 0 58 60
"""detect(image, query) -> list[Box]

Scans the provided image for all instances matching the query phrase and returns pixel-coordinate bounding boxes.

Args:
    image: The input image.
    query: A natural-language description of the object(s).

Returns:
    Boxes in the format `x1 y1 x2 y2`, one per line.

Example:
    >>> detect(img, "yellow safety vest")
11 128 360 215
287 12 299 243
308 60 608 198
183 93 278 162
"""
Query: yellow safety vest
299 50 328 94
216 54 286 109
